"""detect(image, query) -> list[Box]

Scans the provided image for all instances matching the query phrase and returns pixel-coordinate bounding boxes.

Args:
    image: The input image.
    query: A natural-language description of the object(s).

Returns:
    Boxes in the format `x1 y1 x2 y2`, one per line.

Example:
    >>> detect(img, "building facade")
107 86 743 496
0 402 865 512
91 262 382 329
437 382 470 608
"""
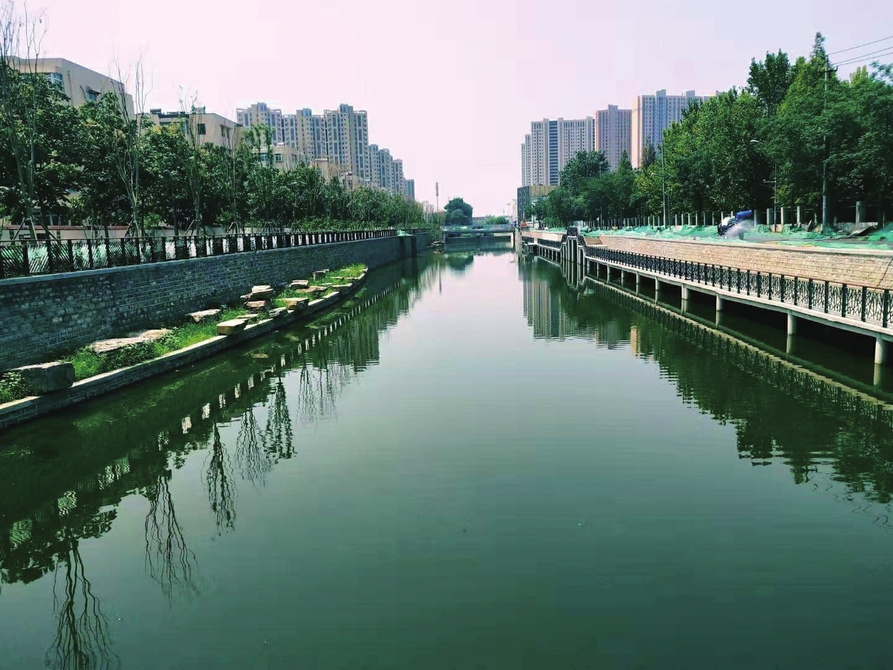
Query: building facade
630 90 708 168
236 102 285 144
148 107 240 149
405 179 415 201
11 57 134 116
595 105 632 171
523 117 595 187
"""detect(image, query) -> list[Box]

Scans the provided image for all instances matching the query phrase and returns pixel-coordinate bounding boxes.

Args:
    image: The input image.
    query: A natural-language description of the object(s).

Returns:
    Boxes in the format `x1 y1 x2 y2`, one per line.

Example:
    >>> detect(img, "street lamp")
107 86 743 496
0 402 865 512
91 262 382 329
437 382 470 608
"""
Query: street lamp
750 139 777 226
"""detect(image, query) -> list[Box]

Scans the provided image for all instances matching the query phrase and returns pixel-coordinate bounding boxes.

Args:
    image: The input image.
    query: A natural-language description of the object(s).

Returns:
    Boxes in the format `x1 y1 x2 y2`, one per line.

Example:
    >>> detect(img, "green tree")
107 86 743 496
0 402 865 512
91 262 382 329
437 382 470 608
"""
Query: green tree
444 197 473 226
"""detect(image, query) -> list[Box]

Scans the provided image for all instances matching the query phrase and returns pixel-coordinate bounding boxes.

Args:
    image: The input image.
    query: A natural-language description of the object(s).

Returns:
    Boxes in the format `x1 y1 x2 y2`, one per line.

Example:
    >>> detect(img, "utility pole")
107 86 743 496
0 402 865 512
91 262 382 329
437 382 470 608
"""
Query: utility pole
435 181 439 212
822 64 835 228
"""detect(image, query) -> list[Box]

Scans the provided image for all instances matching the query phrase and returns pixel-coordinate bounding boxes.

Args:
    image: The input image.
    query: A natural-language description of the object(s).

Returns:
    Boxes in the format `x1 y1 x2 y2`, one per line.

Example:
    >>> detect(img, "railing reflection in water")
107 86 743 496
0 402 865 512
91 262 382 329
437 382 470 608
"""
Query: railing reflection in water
520 255 893 510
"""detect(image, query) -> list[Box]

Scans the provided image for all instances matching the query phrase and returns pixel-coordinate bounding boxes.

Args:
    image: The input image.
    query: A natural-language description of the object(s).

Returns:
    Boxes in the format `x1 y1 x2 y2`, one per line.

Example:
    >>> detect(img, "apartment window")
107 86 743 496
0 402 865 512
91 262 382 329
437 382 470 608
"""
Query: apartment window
46 72 64 90
275 154 283 163
85 88 99 102
197 123 206 136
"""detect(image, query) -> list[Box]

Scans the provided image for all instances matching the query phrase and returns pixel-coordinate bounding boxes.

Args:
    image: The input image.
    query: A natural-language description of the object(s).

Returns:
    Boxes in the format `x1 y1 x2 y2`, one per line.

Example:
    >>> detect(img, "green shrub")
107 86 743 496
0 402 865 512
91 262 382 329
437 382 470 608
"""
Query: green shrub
0 371 29 404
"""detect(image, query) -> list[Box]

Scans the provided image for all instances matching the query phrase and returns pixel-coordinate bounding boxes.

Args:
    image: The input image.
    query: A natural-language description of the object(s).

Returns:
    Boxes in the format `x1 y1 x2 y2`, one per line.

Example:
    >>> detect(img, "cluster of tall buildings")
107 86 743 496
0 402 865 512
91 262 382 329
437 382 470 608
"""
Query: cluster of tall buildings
520 90 710 190
237 102 414 199
9 58 415 200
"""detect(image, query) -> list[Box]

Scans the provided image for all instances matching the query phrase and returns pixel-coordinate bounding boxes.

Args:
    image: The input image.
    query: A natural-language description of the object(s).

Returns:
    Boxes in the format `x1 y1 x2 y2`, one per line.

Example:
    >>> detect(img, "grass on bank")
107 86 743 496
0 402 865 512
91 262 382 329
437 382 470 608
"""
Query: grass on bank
0 264 368 404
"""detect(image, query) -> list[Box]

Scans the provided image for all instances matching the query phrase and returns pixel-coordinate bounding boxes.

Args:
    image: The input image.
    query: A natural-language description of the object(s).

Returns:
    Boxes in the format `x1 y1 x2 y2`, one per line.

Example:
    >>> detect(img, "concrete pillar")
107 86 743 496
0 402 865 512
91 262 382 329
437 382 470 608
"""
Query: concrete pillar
681 286 690 311
875 337 888 366
797 205 802 226
856 201 866 225
655 280 661 302
620 270 626 285
786 313 797 337
606 265 612 281
715 295 724 312
767 208 776 228
635 273 641 293
780 207 788 226
874 364 884 388
786 334 795 356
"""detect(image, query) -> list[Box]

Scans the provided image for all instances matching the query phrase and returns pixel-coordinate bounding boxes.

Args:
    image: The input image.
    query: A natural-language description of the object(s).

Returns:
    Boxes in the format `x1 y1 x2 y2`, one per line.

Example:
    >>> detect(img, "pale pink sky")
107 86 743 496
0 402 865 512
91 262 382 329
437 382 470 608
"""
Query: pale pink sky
32 0 890 215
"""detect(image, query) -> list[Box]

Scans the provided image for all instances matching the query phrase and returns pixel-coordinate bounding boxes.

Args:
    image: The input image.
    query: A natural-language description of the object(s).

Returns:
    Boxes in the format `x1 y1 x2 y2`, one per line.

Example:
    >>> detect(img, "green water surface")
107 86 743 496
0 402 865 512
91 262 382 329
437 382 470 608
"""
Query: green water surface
2 250 893 669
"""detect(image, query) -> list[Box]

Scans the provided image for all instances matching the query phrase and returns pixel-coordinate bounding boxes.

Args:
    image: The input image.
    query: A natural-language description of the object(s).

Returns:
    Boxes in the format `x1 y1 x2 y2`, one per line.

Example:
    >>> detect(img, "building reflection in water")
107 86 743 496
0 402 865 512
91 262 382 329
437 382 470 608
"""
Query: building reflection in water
0 255 438 668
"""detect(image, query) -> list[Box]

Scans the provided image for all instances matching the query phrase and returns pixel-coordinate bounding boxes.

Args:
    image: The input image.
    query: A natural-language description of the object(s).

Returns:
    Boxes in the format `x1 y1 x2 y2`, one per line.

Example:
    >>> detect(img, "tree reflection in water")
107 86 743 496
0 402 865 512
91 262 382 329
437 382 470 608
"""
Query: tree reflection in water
264 376 294 462
204 424 237 534
235 403 272 486
143 470 198 602
47 527 119 670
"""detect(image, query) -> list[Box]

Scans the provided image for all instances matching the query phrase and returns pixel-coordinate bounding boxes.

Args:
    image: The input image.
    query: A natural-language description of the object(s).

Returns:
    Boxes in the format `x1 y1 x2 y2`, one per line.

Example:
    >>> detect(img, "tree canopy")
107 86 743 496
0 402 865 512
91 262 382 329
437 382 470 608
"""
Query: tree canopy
525 33 893 228
444 197 473 226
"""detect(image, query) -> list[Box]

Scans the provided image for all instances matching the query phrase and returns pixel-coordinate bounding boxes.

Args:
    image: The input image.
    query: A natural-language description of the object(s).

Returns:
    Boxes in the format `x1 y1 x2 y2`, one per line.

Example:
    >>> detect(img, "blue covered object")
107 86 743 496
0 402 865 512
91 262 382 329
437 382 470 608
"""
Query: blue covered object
735 210 754 221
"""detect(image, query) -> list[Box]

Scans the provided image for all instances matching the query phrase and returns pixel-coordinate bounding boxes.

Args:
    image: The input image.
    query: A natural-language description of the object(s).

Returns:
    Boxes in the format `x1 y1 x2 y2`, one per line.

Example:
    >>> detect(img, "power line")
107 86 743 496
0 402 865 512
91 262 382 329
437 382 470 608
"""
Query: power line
828 34 893 55
835 47 893 67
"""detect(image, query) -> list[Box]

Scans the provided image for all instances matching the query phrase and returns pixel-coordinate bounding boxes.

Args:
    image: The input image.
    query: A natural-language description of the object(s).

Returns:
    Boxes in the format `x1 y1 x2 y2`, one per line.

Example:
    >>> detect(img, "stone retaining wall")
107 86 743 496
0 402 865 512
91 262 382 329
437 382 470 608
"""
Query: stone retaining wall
0 233 427 371
596 235 893 290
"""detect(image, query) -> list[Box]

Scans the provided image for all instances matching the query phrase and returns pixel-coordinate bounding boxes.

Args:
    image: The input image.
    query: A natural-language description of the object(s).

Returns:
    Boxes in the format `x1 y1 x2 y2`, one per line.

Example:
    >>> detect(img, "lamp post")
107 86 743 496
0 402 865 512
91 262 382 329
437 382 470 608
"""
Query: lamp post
750 139 777 225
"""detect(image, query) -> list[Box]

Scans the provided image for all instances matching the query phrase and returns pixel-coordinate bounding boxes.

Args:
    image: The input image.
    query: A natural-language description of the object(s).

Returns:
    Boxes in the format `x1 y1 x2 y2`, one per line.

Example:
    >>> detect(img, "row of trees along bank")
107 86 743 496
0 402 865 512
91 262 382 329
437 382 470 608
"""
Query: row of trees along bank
527 34 893 228
0 45 426 239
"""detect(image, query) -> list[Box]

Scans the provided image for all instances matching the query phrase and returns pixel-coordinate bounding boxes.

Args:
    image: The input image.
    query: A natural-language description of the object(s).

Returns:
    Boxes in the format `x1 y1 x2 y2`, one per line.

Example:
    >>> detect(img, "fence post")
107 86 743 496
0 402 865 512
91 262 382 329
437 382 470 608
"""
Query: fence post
0 246 4 279
884 290 890 328
842 284 848 318
861 286 867 322
105 237 111 268
824 281 830 313
46 239 55 274
22 241 30 276
67 239 75 270
808 279 813 309
87 238 94 269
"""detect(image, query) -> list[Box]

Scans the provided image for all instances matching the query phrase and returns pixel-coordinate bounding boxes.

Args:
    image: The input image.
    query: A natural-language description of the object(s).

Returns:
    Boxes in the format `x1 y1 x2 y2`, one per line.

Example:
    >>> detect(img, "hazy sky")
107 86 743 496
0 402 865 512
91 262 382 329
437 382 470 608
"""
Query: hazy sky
30 0 891 215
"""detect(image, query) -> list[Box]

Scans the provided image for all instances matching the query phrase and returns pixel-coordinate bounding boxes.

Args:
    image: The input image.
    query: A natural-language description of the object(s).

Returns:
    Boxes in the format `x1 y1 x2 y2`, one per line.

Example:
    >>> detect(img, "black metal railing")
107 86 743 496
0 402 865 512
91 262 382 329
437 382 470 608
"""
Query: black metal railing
585 245 891 329
0 229 400 280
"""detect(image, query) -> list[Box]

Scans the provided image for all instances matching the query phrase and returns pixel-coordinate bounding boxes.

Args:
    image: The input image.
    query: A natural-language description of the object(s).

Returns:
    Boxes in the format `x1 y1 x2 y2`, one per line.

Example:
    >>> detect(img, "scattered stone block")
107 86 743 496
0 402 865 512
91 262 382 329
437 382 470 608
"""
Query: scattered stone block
245 300 269 311
89 329 172 355
242 313 261 323
187 309 221 324
240 293 252 301
217 319 247 335
15 361 75 394
312 269 330 279
283 297 309 311
268 307 287 319
289 279 310 289
248 285 275 301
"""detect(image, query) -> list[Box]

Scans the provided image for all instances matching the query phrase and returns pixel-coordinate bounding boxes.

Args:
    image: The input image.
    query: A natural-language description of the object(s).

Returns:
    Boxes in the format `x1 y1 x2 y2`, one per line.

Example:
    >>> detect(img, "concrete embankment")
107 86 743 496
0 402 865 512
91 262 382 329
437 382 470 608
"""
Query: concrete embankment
0 232 429 371
0 271 370 429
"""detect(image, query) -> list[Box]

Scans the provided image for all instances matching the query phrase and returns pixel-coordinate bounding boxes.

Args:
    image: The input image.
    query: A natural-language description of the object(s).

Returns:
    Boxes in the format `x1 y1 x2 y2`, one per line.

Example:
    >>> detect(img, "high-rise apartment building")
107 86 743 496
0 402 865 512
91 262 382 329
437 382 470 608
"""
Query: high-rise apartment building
234 101 412 195
406 179 415 201
523 118 595 187
236 102 285 144
595 105 632 171
630 90 708 168
324 104 370 182
392 159 406 198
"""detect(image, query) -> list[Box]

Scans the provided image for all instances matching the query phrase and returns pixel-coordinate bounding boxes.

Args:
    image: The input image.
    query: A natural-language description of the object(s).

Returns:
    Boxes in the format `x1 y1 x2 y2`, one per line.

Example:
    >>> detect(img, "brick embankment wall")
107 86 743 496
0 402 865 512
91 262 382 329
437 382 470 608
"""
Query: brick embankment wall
0 235 420 371
595 235 893 291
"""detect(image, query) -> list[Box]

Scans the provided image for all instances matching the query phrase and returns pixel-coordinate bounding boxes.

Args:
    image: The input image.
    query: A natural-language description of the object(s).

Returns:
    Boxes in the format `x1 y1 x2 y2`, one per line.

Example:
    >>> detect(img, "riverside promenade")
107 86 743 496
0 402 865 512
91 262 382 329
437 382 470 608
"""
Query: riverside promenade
522 228 893 369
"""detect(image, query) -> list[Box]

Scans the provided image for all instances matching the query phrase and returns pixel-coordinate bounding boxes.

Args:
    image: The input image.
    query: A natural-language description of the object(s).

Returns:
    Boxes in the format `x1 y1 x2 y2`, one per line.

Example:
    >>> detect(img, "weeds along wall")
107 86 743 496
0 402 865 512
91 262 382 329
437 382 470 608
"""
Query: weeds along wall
0 234 427 371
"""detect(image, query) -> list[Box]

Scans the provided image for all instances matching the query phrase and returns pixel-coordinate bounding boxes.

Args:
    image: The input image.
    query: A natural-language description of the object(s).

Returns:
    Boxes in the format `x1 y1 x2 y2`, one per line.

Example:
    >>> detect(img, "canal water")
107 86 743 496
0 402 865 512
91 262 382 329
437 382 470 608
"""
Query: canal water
3 248 893 668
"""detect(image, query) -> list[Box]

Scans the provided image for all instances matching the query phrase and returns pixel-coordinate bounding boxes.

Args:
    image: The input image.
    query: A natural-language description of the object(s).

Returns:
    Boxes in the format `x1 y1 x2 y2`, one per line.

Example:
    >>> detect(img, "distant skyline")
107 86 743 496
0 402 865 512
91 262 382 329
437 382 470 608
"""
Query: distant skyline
24 0 892 215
